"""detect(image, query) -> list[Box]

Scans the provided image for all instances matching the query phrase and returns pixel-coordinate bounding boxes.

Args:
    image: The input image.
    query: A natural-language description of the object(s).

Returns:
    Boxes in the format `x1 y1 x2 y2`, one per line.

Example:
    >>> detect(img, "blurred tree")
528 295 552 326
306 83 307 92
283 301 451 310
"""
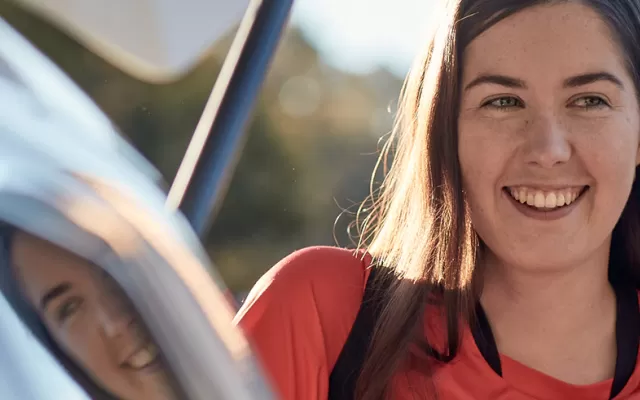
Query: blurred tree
1 2 403 292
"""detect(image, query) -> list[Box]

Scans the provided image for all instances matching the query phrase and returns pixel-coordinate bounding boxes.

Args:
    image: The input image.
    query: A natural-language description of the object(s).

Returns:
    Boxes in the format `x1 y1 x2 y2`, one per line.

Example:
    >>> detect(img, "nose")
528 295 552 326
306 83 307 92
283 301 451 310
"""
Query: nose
96 287 134 339
522 114 572 168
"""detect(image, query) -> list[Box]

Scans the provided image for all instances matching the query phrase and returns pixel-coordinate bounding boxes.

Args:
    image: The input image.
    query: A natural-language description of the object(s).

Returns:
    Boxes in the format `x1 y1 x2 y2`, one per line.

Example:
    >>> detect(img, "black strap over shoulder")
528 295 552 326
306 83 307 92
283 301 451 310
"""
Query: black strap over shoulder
328 265 384 400
471 303 502 376
607 282 639 398
331 262 640 400
471 281 640 400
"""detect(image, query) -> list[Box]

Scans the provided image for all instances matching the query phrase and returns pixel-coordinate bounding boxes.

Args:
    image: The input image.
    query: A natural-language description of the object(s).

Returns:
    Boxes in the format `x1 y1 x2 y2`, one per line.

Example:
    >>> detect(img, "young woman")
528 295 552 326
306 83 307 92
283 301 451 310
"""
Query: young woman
235 0 640 399
5 229 178 400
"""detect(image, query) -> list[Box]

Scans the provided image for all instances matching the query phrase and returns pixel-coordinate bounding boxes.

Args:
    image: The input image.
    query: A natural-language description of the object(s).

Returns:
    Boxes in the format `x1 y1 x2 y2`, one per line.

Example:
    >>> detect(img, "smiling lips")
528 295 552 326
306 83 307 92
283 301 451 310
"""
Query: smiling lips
122 341 159 370
507 186 587 210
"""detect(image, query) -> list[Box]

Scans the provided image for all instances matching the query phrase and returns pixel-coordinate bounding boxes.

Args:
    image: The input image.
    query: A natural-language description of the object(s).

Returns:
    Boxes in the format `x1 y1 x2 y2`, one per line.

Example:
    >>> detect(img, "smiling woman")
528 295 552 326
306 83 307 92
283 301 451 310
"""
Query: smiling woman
8 230 177 400
235 1 640 400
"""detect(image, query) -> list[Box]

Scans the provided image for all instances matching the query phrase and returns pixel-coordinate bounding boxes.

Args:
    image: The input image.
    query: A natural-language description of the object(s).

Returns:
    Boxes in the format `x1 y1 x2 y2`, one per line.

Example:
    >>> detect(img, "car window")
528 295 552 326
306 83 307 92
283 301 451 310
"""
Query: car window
0 290 91 400
0 10 272 399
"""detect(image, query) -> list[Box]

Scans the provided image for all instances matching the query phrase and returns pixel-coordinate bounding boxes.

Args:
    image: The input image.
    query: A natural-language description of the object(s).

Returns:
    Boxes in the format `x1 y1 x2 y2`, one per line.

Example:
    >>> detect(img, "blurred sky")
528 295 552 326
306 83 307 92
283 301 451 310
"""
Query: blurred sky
290 0 431 77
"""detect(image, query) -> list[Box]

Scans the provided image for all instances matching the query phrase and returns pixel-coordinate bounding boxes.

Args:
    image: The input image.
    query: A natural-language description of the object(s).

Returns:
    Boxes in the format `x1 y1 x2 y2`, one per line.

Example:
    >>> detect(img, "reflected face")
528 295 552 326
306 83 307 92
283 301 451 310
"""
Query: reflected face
457 2 640 271
11 231 176 400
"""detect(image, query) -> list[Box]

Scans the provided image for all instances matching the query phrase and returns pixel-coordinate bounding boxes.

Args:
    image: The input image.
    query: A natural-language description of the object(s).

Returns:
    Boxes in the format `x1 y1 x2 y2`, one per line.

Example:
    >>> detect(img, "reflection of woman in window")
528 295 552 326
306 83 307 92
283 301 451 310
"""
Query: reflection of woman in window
10 231 176 400
236 1 640 399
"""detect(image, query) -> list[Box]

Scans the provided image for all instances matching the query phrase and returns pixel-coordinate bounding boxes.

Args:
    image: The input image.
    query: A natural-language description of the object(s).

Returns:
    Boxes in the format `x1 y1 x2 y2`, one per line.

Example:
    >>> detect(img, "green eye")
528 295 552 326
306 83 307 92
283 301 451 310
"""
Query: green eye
572 96 608 109
56 297 84 323
483 96 523 110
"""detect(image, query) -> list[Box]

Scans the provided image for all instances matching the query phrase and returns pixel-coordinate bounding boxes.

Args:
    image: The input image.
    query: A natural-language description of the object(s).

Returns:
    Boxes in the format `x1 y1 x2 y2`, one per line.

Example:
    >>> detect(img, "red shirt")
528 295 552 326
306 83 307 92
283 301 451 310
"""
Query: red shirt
234 246 640 399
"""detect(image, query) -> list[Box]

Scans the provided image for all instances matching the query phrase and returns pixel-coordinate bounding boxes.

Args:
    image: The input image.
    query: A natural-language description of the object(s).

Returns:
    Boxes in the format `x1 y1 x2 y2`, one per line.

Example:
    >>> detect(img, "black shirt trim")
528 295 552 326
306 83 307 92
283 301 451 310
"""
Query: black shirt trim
471 282 640 399
330 266 640 400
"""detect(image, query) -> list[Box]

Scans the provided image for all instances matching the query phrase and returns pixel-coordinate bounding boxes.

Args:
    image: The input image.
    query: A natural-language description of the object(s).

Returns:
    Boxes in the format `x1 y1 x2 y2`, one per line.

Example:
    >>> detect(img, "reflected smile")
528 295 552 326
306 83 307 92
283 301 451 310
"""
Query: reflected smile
122 342 159 370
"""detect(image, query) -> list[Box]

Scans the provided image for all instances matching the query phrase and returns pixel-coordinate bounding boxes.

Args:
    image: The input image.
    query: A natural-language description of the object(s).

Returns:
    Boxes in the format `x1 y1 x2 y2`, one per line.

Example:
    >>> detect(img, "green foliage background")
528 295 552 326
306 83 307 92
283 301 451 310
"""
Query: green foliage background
1 2 403 294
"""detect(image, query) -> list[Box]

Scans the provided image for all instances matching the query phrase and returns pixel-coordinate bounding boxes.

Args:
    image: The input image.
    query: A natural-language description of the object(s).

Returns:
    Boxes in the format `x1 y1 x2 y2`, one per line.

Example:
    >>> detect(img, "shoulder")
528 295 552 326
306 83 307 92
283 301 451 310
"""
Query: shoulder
234 246 372 399
235 246 371 337
241 246 370 305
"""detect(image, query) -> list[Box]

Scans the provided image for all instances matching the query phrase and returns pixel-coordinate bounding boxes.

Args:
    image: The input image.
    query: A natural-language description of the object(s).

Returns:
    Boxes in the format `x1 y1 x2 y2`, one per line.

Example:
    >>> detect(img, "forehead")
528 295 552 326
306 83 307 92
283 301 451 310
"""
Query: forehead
462 2 627 82
11 232 95 303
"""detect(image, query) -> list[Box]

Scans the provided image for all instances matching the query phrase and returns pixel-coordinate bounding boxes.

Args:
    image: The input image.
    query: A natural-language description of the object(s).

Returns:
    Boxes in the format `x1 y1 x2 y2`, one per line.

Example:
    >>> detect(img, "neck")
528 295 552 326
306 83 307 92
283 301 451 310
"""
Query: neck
478 243 618 383
480 253 613 322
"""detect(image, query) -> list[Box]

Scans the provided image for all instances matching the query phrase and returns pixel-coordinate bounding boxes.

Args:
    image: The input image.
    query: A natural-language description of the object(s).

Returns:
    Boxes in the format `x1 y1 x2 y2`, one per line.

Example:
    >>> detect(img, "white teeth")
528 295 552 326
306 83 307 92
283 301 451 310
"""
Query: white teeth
125 343 158 369
534 192 545 208
507 187 584 210
545 193 556 208
568 191 576 204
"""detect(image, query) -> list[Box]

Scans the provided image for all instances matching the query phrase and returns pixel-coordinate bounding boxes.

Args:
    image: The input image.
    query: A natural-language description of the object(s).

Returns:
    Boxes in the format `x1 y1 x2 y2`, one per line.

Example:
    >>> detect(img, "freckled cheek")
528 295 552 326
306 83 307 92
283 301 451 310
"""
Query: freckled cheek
459 123 515 196
590 154 636 202
459 150 505 214
577 122 639 182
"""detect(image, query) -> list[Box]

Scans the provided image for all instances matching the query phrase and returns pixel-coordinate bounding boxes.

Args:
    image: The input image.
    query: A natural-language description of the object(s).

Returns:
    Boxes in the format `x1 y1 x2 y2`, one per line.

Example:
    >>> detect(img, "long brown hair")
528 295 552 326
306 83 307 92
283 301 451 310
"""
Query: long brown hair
353 1 640 399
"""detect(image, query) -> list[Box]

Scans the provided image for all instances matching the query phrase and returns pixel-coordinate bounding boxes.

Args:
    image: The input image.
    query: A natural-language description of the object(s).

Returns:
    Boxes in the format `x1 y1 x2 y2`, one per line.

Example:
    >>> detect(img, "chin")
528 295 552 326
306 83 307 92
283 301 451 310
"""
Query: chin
483 240 586 273
506 248 590 273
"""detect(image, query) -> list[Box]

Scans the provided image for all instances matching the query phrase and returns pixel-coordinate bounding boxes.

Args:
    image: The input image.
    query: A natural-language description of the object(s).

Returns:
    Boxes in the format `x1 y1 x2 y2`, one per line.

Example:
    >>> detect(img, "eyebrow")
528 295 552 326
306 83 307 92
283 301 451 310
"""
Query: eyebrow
563 72 624 88
40 282 72 311
464 74 527 91
464 71 624 91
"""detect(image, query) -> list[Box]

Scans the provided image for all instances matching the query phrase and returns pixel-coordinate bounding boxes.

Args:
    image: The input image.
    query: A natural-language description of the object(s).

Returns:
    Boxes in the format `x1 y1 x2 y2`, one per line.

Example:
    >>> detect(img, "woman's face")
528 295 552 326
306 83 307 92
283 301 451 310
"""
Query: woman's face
458 2 640 272
11 231 176 400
